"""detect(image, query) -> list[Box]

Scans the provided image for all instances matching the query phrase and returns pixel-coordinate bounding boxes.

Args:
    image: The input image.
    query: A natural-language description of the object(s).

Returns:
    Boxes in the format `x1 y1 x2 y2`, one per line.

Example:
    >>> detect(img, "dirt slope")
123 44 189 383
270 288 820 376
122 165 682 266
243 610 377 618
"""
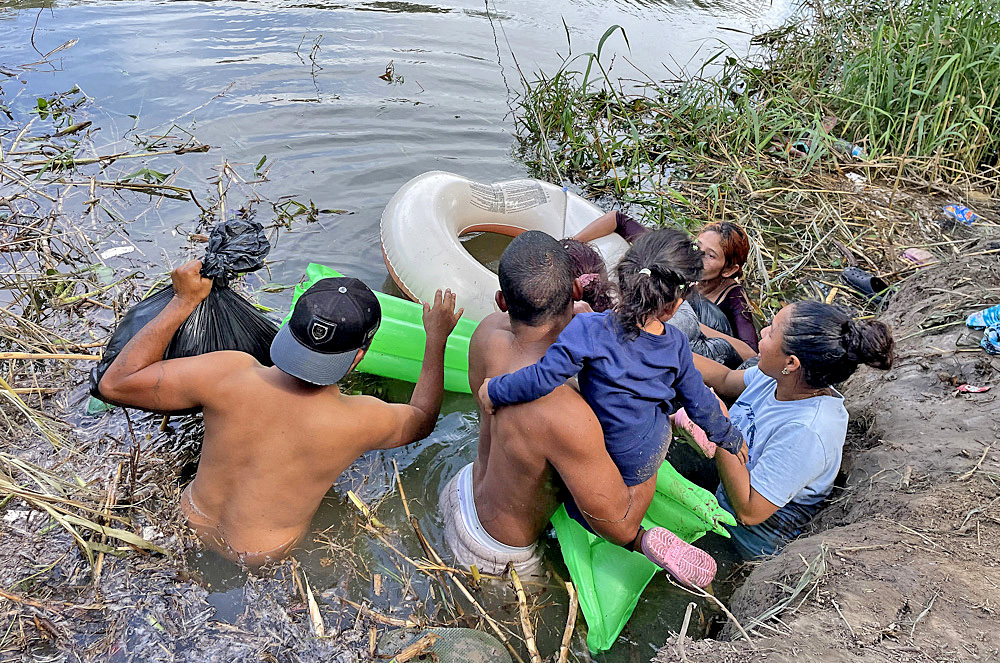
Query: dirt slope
655 252 1000 663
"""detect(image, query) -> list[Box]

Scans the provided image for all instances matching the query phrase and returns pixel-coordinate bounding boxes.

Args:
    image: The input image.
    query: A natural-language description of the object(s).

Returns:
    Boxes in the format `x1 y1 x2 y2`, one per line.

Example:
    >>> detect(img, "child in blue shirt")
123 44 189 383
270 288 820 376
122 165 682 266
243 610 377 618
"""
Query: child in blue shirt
478 229 745 588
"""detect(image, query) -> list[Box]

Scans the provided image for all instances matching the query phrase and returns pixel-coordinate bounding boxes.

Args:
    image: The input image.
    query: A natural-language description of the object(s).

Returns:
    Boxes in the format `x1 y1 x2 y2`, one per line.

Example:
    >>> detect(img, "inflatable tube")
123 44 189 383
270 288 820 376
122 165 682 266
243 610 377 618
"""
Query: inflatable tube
283 264 477 393
381 171 630 321
553 460 736 653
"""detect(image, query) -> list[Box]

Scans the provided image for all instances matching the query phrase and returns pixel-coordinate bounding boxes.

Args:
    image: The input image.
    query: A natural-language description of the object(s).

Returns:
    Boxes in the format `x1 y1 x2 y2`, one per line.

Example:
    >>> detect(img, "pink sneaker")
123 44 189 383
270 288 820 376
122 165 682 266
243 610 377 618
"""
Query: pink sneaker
641 527 717 589
671 408 716 458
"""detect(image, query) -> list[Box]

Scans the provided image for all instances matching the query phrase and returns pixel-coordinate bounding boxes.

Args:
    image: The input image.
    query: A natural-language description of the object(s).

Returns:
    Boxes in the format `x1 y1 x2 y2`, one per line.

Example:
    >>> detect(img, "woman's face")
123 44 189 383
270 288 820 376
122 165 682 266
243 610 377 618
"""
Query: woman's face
696 230 727 281
757 305 792 379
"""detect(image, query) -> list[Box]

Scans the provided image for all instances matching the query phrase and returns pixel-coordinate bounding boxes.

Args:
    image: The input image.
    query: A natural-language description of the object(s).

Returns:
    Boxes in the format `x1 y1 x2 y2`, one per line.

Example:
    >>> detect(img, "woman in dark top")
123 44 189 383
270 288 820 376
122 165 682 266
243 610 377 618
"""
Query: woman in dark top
693 221 758 352
574 212 759 351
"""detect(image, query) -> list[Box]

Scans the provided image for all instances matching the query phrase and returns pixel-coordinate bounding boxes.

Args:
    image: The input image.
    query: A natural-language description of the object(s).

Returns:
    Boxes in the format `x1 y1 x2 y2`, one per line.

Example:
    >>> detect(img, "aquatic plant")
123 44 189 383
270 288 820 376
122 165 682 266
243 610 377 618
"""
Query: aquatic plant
515 1 1000 314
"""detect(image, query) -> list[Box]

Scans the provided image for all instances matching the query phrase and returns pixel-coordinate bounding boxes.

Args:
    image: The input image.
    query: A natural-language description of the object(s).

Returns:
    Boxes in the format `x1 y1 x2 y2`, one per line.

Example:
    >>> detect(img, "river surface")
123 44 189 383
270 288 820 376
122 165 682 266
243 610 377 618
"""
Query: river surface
2 0 792 658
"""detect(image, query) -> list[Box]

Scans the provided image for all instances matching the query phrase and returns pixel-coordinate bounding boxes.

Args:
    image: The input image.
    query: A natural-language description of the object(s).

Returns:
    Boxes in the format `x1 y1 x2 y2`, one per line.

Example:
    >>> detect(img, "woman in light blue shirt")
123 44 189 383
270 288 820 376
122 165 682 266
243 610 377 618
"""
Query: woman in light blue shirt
694 301 895 557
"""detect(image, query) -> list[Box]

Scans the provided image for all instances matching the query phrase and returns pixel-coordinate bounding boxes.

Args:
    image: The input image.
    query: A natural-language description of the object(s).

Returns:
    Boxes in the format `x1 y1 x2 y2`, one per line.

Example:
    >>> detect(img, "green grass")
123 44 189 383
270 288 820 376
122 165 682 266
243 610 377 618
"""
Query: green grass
514 0 1000 312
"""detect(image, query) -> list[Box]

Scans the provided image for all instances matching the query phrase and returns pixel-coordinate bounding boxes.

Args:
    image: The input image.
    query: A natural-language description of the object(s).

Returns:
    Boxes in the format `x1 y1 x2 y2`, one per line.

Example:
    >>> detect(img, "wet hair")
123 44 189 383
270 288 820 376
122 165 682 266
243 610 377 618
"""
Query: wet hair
615 228 703 338
562 238 615 313
701 221 750 277
498 231 574 325
782 301 895 388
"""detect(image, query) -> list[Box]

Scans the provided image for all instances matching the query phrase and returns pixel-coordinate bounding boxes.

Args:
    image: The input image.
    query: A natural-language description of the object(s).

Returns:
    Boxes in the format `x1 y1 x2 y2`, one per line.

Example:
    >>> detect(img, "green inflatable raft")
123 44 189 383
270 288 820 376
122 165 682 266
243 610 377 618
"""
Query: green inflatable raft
288 263 737 652
285 263 478 393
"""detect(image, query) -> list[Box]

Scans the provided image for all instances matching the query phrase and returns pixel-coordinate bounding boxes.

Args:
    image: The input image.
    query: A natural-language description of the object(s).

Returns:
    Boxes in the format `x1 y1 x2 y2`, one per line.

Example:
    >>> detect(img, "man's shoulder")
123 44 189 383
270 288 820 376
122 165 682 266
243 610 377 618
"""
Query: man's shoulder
501 386 598 440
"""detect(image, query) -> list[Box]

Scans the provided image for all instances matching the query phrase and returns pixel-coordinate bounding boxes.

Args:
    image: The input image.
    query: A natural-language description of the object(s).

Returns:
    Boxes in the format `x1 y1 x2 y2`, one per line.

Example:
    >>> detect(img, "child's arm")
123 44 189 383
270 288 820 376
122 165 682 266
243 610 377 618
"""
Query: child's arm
672 342 745 455
485 315 595 409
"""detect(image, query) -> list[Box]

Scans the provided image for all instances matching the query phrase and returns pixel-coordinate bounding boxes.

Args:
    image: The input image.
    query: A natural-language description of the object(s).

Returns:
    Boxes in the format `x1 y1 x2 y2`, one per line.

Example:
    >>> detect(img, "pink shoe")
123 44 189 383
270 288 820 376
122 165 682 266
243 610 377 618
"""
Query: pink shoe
671 408 716 458
641 527 717 589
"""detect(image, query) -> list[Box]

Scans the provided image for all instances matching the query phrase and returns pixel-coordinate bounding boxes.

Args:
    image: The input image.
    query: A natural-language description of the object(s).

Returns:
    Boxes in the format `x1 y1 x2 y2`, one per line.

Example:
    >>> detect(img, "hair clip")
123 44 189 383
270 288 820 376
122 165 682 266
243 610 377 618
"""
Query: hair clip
638 268 652 277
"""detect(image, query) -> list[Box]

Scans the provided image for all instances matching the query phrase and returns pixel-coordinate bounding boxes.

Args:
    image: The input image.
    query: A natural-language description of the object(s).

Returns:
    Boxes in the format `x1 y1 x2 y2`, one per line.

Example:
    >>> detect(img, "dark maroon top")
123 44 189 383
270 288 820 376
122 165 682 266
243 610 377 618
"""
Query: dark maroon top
716 285 759 352
613 211 759 351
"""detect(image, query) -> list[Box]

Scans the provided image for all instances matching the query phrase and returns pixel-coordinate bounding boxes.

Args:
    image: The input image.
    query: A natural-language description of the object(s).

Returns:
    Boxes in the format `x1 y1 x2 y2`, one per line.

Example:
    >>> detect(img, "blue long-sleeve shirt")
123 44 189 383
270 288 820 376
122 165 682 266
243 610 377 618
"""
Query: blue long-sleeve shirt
488 312 743 485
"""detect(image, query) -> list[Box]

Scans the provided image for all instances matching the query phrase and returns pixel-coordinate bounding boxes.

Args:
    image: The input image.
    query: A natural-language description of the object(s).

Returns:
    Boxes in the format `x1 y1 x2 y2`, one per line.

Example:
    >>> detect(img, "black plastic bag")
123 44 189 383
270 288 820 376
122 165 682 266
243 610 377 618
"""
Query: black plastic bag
690 336 743 369
686 293 733 336
90 218 279 410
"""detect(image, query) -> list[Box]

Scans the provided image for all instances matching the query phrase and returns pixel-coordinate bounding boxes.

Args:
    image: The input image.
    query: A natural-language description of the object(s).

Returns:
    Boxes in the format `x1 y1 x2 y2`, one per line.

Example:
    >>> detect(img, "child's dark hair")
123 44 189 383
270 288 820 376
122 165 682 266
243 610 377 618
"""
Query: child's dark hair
782 301 895 388
615 229 703 337
562 239 615 313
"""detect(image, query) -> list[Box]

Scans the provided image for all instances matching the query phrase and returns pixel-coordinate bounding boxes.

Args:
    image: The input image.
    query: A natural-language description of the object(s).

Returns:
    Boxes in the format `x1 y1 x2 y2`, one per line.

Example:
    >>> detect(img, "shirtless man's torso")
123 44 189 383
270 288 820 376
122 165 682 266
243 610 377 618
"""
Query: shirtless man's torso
441 231 651 575
100 261 463 565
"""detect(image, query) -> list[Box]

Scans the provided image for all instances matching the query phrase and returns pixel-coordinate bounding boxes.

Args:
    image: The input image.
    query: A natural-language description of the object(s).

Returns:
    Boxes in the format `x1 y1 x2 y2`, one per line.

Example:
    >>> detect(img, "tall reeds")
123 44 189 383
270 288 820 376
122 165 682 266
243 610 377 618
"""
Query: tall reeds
514 0 1000 311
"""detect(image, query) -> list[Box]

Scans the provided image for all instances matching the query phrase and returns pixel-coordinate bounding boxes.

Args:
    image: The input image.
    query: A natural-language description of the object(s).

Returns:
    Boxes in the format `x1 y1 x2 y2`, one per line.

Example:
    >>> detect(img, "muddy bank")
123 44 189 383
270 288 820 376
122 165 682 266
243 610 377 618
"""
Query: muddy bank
655 251 1000 662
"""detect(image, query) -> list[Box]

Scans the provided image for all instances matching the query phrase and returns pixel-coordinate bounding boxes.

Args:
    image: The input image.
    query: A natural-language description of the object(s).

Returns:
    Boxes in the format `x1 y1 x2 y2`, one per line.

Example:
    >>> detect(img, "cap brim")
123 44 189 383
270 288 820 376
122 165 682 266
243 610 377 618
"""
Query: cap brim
269 324 358 386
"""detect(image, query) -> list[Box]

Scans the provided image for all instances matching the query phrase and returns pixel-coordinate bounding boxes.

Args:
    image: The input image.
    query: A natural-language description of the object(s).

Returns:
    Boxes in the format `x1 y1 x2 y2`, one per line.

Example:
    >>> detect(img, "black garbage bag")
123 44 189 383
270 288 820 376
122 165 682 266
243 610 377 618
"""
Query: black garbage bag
686 293 732 335
89 217 279 410
691 335 743 369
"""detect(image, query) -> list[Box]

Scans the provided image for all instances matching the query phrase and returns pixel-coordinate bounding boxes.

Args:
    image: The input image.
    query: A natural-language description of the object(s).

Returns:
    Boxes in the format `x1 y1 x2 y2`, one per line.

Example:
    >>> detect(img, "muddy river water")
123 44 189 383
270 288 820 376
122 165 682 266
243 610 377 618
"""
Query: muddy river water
3 0 794 658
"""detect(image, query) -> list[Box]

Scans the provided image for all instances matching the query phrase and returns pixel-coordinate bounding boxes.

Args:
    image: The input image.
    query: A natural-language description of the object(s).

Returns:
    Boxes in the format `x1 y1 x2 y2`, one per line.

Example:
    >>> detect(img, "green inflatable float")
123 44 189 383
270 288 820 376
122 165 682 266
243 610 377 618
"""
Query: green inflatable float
284 263 478 393
288 263 737 652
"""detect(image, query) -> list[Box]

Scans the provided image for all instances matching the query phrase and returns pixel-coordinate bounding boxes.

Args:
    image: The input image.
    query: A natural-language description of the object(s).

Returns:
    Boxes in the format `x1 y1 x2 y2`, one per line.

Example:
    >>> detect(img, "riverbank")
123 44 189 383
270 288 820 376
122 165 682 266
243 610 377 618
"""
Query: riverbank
654 251 1000 662
516 0 1000 314
512 0 1000 659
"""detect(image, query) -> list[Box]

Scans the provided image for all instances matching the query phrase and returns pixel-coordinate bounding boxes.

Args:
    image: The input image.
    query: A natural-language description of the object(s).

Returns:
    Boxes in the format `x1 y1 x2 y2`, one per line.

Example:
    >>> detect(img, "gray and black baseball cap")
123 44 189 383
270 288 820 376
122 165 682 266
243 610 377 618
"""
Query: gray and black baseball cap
270 277 381 385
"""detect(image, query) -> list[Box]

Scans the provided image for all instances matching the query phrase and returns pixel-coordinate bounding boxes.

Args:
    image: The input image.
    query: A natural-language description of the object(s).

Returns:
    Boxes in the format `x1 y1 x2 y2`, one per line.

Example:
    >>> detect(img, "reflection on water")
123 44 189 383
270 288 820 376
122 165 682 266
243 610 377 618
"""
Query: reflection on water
3 0 782 657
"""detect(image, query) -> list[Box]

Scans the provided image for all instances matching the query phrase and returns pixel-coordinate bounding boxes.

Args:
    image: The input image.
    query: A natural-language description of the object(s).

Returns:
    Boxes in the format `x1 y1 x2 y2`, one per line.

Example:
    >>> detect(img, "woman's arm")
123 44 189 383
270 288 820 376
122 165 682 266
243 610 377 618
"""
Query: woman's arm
573 211 650 244
718 423 828 526
691 354 747 400
699 323 756 361
716 449 779 525
573 211 618 244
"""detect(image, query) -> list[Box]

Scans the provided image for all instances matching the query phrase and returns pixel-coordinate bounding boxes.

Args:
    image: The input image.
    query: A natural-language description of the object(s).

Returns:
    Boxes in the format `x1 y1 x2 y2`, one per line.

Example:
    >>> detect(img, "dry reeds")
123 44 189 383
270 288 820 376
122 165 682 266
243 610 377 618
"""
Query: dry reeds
515 1 1000 317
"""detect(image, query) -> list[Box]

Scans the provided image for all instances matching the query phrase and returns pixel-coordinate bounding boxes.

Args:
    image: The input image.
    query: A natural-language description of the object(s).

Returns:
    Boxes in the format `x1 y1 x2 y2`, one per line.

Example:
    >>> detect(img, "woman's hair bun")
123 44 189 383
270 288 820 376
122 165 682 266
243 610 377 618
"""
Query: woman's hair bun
842 319 894 370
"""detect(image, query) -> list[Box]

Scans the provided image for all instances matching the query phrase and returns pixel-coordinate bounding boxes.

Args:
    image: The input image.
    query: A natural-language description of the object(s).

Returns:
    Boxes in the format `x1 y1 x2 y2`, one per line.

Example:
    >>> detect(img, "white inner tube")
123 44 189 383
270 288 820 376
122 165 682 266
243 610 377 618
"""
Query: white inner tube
381 171 630 322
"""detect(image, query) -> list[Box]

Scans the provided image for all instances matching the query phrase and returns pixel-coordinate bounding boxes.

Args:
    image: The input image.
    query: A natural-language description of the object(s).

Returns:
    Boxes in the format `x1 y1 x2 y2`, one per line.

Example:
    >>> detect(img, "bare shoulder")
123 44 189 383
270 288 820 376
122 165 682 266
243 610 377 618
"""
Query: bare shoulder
516 387 601 448
470 312 512 349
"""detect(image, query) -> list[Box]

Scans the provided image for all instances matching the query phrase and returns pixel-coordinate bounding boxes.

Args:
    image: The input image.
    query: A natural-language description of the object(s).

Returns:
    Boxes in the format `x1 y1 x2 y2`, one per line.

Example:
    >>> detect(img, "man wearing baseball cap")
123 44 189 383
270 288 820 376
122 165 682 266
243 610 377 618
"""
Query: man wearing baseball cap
99 260 463 566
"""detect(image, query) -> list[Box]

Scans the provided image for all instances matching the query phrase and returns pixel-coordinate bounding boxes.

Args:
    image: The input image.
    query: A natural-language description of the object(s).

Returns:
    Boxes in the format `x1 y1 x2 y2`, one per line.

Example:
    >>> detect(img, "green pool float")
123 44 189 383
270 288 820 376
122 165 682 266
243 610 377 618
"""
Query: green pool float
288 264 736 652
285 263 477 393
553 461 736 652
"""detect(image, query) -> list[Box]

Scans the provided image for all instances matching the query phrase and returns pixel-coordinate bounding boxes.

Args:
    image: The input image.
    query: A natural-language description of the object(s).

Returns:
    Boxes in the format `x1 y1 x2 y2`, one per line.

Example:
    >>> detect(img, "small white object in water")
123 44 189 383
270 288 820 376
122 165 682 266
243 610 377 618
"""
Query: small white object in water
100 246 135 260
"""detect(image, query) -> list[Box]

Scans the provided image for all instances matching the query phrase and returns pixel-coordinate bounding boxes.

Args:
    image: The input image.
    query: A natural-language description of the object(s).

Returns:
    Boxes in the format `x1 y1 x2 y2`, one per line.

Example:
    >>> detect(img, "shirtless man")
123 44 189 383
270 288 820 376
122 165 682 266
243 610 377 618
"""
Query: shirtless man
441 231 652 577
99 261 462 566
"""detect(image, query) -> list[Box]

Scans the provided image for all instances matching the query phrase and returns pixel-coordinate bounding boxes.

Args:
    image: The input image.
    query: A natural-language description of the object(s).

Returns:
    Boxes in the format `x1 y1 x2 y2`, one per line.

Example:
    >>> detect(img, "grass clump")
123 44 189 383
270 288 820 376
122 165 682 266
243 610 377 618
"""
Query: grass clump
515 0 1000 312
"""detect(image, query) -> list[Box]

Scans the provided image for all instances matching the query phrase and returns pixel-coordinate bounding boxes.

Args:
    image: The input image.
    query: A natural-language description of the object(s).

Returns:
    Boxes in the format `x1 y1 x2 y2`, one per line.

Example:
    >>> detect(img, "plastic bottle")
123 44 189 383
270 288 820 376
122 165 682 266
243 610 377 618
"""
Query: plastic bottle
966 303 1000 329
833 139 866 158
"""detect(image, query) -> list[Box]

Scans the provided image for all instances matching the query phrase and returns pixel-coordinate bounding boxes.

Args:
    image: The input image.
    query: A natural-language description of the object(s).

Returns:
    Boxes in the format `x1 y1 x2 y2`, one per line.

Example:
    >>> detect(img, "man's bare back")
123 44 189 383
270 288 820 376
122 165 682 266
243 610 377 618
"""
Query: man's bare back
100 261 463 565
441 231 650 573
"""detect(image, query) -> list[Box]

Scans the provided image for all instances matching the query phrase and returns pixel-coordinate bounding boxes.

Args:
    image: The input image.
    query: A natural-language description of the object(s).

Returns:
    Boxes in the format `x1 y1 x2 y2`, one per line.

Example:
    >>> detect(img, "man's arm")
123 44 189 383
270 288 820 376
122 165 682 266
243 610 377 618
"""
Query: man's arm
544 397 649 546
367 288 463 449
98 260 243 412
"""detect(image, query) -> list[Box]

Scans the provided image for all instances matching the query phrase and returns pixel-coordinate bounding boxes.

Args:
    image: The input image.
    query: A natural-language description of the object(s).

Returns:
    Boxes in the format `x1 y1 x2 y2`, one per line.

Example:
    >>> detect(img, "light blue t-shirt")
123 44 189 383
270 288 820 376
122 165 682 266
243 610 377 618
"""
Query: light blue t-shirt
716 367 848 557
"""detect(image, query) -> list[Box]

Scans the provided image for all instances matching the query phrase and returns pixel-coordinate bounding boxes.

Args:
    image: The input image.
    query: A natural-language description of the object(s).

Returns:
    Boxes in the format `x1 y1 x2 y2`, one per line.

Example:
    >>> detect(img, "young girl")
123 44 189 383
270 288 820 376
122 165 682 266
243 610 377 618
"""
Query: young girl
575 212 759 350
479 229 746 588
